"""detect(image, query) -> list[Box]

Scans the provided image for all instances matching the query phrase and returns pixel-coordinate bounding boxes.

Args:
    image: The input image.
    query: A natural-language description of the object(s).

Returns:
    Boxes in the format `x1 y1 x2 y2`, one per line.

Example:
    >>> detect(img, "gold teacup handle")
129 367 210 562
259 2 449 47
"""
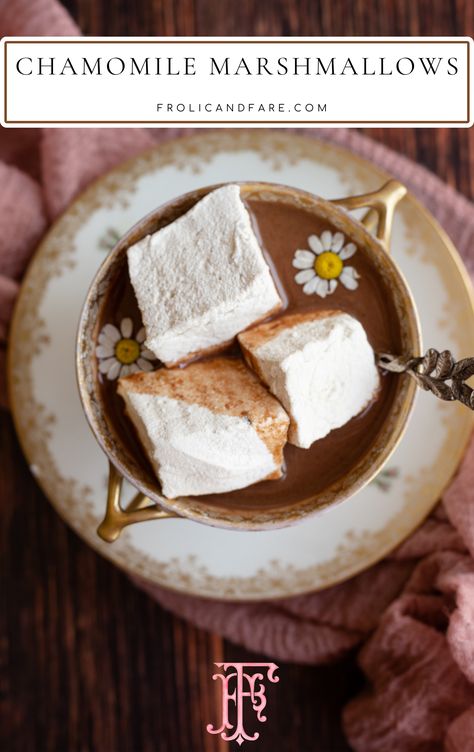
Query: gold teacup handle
97 463 178 543
331 179 407 251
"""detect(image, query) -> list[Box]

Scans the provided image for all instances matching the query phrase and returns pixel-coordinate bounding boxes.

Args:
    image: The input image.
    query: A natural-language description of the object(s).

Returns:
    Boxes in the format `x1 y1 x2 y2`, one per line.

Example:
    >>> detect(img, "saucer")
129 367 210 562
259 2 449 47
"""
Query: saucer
9 131 474 600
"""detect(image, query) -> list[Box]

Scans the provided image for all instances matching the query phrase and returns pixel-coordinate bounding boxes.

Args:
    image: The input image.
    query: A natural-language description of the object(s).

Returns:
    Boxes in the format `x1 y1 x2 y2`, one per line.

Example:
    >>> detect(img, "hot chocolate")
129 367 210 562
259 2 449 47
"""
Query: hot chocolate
97 190 403 513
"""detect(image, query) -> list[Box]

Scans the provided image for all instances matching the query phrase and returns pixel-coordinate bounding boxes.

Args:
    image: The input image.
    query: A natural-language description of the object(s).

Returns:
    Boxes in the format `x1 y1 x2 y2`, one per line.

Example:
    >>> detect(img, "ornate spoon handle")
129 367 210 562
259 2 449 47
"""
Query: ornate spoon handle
378 349 474 410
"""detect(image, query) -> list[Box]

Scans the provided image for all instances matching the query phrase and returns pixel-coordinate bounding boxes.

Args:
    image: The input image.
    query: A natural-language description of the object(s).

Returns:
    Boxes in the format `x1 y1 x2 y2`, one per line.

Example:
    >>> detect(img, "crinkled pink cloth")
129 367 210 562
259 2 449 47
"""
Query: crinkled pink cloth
2 2 474 750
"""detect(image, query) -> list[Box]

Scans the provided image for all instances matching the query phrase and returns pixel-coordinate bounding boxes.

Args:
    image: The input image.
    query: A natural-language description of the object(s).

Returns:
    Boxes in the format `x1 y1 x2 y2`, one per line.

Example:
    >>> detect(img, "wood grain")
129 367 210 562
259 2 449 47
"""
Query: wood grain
2 1 473 750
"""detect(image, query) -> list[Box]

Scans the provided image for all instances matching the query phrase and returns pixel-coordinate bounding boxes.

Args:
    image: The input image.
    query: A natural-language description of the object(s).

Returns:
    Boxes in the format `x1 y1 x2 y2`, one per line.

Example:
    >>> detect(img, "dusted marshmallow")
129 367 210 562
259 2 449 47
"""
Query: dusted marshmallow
117 358 289 498
238 310 380 449
127 185 282 366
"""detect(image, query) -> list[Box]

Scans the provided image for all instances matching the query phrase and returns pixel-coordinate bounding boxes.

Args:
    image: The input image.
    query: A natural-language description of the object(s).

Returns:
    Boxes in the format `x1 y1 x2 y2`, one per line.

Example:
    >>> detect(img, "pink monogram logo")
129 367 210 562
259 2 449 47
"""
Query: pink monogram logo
206 662 279 745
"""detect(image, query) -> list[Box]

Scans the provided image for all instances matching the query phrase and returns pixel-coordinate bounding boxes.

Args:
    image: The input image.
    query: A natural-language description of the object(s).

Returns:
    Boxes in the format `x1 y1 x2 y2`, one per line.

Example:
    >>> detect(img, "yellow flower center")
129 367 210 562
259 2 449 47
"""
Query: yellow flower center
314 251 343 280
115 338 140 365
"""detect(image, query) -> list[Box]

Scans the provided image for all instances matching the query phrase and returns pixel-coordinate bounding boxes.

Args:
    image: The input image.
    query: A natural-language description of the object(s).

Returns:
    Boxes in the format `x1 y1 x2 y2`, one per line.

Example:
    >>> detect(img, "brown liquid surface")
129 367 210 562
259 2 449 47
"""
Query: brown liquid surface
99 198 402 511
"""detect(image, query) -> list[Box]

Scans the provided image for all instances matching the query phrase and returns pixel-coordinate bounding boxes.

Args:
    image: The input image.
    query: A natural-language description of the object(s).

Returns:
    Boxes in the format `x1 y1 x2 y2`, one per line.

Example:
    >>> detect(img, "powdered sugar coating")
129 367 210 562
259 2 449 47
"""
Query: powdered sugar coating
119 392 278 498
127 184 282 365
240 311 380 448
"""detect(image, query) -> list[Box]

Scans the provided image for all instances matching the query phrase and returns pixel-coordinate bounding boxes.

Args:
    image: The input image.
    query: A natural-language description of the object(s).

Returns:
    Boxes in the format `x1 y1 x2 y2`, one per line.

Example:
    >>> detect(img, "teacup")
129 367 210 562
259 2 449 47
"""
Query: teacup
76 180 421 541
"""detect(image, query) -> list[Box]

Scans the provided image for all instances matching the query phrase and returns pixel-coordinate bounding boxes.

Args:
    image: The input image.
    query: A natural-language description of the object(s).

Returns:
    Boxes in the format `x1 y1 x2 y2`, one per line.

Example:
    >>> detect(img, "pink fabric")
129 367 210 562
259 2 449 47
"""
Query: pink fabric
3 2 474 750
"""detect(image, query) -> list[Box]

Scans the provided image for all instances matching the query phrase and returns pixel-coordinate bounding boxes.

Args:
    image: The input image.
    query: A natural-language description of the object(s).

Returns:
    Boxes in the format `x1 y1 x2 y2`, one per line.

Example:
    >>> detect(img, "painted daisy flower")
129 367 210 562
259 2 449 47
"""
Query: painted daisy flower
292 230 360 298
96 318 155 380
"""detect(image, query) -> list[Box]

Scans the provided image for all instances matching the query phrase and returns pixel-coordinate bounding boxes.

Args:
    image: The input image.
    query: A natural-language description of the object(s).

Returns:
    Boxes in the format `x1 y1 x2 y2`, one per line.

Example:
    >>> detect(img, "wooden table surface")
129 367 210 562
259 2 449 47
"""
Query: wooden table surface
2 2 473 750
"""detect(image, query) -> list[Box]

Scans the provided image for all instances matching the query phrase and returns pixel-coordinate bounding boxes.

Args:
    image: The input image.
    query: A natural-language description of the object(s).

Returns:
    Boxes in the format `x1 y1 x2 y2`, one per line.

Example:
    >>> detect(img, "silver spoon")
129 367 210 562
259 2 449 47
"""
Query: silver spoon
379 349 474 410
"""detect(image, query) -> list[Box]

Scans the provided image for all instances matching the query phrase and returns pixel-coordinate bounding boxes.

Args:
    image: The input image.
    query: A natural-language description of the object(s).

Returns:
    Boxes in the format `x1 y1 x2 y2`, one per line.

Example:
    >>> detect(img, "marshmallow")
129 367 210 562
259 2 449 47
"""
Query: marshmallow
239 311 380 448
117 357 289 498
127 185 282 366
